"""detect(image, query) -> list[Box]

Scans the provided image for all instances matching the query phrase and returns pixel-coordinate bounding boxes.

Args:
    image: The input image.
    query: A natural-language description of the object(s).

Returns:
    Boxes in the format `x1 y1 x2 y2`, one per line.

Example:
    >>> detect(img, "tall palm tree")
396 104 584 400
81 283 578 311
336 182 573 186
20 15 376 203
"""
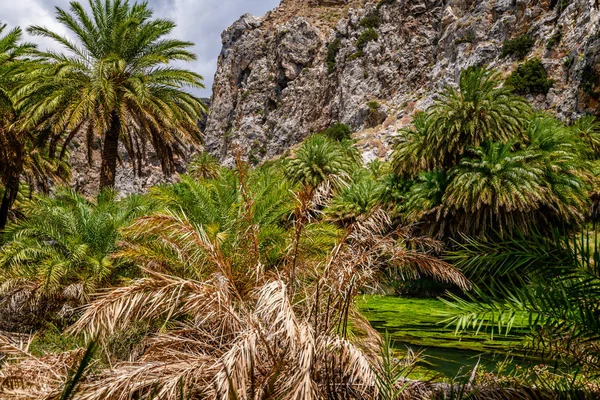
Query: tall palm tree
284 134 356 283
0 24 32 231
19 0 206 189
0 25 67 233
426 67 531 169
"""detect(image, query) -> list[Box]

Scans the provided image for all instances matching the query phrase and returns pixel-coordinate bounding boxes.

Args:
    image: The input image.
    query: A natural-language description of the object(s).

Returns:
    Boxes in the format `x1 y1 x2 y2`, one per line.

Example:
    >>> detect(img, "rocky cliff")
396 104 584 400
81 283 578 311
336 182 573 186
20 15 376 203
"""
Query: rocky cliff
204 0 600 165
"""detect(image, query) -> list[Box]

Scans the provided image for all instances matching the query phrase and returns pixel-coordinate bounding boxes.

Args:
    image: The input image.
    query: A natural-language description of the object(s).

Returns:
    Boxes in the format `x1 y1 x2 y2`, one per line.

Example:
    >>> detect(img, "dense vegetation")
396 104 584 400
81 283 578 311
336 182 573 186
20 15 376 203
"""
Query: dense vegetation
1 1 600 399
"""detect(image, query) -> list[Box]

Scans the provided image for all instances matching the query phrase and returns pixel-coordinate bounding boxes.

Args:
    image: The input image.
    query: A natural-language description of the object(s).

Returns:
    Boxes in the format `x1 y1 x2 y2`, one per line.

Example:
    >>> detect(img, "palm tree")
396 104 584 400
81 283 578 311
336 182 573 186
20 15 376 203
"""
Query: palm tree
0 189 154 330
572 115 600 158
54 176 467 400
326 170 383 227
391 111 431 177
426 67 531 169
524 115 590 227
443 141 545 237
0 24 36 232
285 134 355 193
187 151 222 180
285 134 356 284
402 169 449 230
118 168 294 299
19 0 206 190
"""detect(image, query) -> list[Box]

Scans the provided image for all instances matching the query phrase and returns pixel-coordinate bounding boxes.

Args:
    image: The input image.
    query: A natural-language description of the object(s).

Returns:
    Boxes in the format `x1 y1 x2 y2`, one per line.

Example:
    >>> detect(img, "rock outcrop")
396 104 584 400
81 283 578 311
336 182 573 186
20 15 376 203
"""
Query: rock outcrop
205 0 600 165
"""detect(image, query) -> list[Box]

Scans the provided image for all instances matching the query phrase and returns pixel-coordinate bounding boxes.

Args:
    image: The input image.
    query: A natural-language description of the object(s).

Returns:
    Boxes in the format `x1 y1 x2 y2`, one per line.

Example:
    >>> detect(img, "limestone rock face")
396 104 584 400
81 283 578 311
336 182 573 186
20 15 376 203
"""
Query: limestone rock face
205 0 600 165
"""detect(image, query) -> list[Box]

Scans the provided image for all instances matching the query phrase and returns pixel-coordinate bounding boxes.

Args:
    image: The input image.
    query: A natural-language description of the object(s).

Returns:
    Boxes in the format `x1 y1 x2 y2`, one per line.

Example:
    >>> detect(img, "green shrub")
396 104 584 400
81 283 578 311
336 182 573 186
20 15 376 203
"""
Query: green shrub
367 101 380 113
501 35 534 59
546 30 562 50
321 123 352 142
377 0 395 9
455 33 475 45
359 12 380 29
348 50 364 60
29 325 85 356
356 28 379 51
506 58 553 95
564 56 575 69
326 38 342 73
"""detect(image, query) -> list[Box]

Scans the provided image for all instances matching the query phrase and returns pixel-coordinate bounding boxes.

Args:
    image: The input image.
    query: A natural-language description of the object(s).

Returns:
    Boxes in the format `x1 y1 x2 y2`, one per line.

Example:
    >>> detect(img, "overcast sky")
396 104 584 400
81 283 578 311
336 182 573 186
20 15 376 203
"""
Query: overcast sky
1 0 280 97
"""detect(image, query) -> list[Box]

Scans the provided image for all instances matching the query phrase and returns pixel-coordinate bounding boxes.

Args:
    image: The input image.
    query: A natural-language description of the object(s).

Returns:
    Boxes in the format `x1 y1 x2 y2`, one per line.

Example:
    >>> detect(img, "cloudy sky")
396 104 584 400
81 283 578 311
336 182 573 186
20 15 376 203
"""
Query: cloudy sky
1 0 280 97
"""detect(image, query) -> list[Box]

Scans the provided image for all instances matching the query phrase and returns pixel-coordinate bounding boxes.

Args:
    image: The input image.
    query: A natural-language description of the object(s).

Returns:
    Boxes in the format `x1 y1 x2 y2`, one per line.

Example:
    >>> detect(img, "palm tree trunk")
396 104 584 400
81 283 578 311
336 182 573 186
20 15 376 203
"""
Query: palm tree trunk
99 111 121 190
0 171 21 234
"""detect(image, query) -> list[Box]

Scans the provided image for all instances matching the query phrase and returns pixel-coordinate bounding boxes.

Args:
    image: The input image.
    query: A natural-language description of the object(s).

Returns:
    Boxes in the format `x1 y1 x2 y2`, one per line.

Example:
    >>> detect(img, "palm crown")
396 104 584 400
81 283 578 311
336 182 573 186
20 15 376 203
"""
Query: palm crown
19 0 206 189
426 67 531 169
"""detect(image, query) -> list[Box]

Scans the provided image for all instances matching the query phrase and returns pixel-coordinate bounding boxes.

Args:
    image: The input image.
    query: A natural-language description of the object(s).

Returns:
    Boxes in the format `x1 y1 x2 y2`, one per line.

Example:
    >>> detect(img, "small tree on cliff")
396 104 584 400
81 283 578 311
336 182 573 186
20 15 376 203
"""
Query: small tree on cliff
20 0 206 189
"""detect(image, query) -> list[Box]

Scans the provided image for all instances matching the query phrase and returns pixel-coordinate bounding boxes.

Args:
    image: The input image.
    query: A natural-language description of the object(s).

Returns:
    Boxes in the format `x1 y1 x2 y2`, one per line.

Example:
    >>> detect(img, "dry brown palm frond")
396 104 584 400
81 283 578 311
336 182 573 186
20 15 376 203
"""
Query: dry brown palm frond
36 172 473 400
70 278 384 400
0 334 36 363
315 335 377 398
0 280 42 315
211 329 261 399
76 358 215 400
254 280 300 342
118 211 233 280
339 210 471 291
69 272 241 339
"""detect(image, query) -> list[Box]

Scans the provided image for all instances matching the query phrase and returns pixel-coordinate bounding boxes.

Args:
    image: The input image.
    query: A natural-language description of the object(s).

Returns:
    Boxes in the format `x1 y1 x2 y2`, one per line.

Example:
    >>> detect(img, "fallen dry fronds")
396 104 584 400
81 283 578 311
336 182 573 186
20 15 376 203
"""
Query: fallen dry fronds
0 335 84 400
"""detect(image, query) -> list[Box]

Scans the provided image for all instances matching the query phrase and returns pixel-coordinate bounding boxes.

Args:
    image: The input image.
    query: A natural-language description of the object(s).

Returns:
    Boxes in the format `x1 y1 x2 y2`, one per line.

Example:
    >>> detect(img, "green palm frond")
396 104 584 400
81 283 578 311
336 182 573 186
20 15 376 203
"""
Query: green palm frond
285 134 356 191
572 115 600 158
326 170 383 226
18 0 207 188
443 141 544 237
445 228 600 372
391 111 432 177
120 169 294 283
187 152 222 180
0 189 155 319
427 67 531 168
